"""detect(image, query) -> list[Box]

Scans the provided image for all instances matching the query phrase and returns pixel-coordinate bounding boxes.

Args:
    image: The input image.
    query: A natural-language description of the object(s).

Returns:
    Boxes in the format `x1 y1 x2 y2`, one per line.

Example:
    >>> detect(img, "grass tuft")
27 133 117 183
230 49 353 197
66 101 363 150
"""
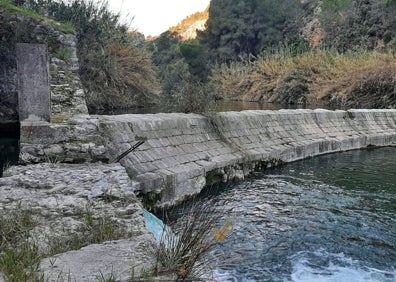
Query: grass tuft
0 0 75 34
155 201 232 280
48 210 128 256
0 207 135 281
52 48 73 62
0 207 42 281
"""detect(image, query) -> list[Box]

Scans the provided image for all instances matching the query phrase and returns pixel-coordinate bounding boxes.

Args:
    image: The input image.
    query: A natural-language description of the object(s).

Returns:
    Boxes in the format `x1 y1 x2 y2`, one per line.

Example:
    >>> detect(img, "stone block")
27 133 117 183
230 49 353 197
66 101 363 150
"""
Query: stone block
16 43 51 122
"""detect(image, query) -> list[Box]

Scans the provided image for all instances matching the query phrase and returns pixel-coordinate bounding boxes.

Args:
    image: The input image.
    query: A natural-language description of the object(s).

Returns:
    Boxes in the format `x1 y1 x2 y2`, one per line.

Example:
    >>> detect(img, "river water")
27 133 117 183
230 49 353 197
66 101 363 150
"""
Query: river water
93 100 334 115
168 147 396 282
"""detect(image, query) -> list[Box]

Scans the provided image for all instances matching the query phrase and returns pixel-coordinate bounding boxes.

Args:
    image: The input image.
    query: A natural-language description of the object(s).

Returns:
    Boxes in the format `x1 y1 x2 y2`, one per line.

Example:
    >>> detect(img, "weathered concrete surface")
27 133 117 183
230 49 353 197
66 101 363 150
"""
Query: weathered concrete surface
41 235 155 282
20 115 108 164
16 43 51 122
18 109 396 206
98 109 396 207
99 113 244 205
0 163 156 281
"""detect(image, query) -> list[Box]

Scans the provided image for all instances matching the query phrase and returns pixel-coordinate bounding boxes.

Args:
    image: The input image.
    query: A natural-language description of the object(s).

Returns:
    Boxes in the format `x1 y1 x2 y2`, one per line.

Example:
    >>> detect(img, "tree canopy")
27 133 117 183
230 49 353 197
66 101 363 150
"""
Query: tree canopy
199 0 303 62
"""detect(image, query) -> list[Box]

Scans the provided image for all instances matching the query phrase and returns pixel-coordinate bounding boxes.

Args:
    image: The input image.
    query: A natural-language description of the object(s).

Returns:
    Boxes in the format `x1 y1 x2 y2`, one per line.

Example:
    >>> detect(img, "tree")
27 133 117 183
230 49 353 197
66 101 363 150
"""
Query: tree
320 0 396 51
180 40 210 81
199 0 303 62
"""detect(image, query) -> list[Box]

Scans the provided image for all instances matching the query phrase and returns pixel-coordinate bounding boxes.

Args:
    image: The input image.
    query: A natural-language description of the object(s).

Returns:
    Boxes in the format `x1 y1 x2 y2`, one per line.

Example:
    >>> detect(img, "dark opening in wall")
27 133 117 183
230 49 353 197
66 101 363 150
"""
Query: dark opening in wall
0 122 19 177
0 49 18 123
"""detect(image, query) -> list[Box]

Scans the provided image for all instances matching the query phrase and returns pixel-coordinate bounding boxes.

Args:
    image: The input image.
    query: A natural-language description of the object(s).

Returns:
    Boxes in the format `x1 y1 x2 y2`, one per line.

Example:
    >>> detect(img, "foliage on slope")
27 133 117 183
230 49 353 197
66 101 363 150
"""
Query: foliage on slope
6 0 159 110
199 0 304 62
196 0 396 109
320 0 396 51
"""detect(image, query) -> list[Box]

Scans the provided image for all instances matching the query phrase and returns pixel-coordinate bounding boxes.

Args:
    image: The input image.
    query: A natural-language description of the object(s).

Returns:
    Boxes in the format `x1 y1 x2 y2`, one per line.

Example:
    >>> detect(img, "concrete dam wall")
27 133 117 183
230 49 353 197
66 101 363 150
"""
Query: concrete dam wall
99 109 396 207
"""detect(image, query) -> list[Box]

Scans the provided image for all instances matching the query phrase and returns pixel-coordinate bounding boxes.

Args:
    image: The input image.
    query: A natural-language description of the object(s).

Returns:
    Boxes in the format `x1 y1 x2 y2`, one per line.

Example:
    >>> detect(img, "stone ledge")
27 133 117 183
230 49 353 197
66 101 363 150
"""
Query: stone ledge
99 109 396 207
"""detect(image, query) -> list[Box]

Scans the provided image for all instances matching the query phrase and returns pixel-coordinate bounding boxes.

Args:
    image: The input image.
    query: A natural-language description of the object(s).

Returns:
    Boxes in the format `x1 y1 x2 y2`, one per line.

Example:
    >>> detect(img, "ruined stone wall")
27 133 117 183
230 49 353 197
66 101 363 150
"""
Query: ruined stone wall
0 42 18 122
0 8 88 123
98 109 396 207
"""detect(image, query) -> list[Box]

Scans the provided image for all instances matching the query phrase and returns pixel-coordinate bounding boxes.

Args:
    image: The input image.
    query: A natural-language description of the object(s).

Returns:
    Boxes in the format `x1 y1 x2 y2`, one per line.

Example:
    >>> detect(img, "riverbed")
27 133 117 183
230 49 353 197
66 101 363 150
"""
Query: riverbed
93 100 333 115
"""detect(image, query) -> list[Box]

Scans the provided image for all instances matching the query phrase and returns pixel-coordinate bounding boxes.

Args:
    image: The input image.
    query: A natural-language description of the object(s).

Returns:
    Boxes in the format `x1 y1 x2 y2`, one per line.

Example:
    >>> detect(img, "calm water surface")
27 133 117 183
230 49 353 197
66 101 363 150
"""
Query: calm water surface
94 100 334 115
170 147 396 282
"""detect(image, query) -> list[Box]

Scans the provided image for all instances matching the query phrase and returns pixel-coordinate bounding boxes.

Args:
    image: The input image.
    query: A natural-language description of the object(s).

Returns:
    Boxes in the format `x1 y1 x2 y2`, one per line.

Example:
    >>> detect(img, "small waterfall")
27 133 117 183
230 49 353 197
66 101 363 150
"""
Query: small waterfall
144 210 172 243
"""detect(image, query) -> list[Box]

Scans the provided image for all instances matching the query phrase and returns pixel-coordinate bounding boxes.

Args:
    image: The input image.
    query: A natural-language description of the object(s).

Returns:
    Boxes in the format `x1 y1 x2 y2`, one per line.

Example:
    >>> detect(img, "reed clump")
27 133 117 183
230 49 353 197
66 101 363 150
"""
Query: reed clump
155 201 232 280
210 49 396 108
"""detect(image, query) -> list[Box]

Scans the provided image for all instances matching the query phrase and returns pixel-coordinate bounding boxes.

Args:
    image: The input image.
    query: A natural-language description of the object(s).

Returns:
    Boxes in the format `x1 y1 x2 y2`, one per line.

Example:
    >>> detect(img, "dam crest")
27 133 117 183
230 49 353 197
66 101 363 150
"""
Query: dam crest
21 109 396 207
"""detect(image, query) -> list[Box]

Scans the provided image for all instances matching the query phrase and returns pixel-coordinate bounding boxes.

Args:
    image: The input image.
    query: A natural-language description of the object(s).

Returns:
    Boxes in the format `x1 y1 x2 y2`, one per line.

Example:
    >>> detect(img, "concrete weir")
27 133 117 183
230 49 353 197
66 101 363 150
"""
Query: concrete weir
98 109 396 207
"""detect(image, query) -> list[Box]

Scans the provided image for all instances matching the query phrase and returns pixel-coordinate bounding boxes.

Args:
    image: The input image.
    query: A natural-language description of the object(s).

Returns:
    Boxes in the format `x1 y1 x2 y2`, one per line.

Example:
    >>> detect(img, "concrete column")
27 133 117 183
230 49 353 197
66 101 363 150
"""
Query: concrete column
16 43 51 123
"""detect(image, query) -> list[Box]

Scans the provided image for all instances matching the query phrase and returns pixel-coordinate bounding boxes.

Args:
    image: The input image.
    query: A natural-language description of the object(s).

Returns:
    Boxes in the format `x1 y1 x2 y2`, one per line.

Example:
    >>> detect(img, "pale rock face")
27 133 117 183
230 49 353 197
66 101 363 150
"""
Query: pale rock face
180 18 207 40
0 163 152 249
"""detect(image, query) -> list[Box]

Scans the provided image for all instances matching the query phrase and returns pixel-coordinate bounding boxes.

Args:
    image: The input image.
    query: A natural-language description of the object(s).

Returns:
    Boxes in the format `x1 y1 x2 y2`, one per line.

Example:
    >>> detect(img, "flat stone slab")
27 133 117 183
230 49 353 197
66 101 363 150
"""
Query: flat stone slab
40 235 156 282
16 43 51 122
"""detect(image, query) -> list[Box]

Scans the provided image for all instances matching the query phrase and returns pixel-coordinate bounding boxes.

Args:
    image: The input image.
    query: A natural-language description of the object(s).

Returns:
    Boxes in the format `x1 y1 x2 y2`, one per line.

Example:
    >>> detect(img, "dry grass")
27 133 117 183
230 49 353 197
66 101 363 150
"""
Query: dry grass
84 42 160 110
155 201 232 280
209 50 396 108
0 207 134 281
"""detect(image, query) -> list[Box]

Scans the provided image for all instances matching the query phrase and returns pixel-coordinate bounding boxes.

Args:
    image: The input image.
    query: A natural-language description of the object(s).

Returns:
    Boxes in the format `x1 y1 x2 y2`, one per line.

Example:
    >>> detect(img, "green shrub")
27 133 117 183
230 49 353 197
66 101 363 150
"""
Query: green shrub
161 80 216 113
52 47 73 61
0 0 75 34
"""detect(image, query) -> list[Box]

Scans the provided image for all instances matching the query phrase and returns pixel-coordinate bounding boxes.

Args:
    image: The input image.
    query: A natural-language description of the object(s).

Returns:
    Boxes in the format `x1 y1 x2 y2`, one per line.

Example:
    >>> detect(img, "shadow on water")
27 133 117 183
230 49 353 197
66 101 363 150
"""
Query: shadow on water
0 122 20 177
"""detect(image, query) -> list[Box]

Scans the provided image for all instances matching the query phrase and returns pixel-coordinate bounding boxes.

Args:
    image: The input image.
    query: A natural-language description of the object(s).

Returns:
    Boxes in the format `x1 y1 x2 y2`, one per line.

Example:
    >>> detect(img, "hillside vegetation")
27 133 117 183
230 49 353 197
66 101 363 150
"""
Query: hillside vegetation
2 0 396 111
148 0 396 111
2 0 159 110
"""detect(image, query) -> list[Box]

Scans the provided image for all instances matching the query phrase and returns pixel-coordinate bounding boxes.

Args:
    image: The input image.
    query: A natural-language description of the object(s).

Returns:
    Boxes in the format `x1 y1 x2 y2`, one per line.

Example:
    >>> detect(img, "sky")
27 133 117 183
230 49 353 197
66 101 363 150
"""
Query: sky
106 0 211 37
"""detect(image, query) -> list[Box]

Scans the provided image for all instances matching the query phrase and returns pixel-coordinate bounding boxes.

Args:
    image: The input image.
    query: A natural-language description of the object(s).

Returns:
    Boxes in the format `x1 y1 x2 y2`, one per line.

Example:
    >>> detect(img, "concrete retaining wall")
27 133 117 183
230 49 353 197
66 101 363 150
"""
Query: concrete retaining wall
99 109 396 207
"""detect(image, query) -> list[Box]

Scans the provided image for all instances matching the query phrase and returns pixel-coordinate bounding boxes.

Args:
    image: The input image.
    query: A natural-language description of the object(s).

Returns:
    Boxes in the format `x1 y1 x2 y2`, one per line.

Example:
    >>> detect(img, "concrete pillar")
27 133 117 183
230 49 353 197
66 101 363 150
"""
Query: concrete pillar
16 43 51 123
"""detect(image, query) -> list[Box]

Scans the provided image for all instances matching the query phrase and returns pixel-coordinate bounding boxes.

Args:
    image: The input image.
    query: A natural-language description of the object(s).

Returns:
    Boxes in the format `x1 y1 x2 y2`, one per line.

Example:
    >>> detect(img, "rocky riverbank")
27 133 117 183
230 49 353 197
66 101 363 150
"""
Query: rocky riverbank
0 163 156 281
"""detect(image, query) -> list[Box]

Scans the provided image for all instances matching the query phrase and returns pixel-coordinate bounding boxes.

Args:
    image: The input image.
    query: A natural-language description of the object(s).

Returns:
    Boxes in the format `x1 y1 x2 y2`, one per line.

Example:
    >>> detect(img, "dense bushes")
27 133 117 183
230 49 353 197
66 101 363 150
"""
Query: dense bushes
204 0 396 109
9 0 159 110
320 0 396 51
199 0 303 62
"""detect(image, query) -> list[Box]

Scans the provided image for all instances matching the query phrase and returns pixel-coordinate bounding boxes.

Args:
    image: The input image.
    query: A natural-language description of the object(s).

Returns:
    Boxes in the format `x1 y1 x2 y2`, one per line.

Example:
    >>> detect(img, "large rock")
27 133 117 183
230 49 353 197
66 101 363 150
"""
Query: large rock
40 235 156 282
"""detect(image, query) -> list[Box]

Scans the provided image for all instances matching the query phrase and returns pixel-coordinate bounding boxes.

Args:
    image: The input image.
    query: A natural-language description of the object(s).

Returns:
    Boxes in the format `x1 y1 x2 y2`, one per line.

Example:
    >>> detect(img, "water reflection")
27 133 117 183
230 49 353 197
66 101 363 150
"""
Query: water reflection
93 100 334 115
